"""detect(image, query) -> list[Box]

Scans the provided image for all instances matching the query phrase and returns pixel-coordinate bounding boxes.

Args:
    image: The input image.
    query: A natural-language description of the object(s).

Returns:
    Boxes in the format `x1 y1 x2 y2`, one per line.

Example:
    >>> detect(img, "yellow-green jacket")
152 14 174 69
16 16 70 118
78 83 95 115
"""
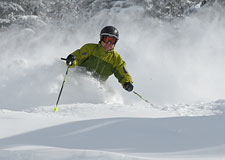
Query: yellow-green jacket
70 42 133 86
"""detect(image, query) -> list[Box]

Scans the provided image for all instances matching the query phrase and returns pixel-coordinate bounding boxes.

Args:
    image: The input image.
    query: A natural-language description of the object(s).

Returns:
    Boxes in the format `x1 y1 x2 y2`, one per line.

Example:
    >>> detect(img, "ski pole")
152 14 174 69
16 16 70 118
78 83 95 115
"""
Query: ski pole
53 58 69 112
133 91 155 106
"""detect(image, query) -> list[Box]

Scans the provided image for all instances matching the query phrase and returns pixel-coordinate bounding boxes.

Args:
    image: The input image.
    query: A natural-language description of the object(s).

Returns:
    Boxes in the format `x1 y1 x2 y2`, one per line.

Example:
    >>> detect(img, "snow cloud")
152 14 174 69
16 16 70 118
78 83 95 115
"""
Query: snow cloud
0 2 225 110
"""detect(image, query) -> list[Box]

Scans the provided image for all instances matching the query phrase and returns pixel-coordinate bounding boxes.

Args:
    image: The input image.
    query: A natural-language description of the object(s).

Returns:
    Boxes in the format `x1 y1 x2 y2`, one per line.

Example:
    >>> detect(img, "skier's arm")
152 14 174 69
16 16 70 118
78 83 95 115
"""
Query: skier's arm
113 56 133 91
68 44 91 68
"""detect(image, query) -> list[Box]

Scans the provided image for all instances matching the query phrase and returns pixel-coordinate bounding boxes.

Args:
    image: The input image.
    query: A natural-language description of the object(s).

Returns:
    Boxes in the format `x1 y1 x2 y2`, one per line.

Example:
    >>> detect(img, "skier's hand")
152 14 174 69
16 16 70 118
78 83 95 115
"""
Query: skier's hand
66 54 75 66
123 82 134 92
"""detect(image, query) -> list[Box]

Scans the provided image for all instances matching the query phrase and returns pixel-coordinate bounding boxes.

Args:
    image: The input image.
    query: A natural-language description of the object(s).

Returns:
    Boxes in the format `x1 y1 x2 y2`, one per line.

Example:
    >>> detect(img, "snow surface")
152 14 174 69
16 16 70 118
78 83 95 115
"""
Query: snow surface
0 101 225 160
1 0 225 159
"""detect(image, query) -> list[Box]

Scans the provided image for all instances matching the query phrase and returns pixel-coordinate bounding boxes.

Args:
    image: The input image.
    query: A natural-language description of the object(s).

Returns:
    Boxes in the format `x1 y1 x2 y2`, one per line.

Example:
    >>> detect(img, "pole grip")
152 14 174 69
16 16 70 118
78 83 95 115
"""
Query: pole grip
61 58 67 61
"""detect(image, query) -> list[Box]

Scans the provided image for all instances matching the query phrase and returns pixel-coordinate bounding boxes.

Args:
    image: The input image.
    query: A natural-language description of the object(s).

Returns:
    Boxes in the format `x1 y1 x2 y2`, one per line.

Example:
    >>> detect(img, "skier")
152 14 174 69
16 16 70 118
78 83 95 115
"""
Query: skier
65 26 134 92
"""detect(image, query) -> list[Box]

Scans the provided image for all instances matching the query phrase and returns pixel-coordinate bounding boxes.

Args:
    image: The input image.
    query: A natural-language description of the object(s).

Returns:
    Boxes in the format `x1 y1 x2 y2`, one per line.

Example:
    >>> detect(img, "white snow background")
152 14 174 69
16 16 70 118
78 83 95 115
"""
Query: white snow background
0 1 225 159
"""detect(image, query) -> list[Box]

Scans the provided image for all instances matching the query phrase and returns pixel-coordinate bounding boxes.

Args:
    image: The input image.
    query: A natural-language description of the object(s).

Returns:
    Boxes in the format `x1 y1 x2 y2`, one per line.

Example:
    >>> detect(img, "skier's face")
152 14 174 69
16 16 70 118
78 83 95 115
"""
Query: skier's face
101 36 116 51
101 40 115 51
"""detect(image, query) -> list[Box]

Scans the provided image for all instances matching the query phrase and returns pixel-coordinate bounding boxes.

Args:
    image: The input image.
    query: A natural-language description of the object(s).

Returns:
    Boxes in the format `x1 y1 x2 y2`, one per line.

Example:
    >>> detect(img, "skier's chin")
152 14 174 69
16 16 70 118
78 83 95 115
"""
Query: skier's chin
104 47 113 51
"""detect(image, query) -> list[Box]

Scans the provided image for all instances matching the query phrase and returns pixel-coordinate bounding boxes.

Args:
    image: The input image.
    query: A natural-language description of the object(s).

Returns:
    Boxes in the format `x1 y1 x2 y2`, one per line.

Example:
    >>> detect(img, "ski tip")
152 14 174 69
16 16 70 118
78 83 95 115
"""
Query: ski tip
53 107 59 112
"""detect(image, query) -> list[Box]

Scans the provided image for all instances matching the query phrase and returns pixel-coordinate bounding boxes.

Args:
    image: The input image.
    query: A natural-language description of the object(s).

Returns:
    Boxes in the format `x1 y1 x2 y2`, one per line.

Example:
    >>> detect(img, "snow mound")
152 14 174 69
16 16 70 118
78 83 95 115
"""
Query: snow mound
0 108 224 160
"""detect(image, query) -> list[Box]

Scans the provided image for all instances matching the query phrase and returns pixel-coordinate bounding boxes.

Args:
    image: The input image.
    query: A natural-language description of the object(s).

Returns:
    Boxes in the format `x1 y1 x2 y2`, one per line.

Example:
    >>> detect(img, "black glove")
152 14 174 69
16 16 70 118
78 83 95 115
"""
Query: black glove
123 82 134 92
66 54 75 66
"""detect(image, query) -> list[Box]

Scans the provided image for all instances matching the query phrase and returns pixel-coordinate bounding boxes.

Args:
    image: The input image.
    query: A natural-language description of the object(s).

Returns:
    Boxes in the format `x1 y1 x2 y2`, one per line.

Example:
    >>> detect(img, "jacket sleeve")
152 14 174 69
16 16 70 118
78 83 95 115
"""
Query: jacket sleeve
69 44 91 68
113 54 133 87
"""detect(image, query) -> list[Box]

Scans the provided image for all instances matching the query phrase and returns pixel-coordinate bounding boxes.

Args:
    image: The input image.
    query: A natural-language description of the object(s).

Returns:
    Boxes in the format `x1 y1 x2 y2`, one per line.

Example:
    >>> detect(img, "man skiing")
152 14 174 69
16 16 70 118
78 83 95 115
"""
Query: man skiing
65 26 134 92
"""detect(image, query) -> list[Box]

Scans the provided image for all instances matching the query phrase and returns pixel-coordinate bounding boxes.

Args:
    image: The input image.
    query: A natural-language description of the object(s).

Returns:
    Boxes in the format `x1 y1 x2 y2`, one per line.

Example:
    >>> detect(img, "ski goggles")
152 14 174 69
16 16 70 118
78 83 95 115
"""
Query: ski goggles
102 36 116 44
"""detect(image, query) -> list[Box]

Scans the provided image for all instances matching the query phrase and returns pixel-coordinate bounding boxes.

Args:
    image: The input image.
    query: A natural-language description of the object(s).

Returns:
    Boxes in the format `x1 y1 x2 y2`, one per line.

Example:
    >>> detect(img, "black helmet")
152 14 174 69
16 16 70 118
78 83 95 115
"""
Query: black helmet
100 26 119 44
